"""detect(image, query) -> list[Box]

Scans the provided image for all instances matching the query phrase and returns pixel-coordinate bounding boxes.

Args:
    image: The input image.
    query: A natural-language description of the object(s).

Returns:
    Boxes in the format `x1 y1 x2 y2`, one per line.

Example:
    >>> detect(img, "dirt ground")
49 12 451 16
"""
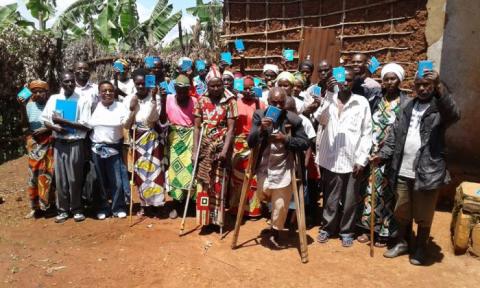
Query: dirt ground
0 157 479 288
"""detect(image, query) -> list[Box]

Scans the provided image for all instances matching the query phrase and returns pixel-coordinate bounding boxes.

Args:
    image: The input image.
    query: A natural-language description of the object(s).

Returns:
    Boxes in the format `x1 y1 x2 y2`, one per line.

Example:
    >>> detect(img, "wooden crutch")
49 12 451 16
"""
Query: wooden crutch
219 167 227 236
129 125 137 226
286 124 309 263
179 124 205 235
231 145 259 248
369 163 377 257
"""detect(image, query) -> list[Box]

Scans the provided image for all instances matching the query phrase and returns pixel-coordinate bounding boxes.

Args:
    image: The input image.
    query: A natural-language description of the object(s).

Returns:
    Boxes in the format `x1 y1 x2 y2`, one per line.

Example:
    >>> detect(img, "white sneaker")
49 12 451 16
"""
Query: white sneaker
73 213 86 222
97 213 106 220
55 212 69 223
115 211 127 219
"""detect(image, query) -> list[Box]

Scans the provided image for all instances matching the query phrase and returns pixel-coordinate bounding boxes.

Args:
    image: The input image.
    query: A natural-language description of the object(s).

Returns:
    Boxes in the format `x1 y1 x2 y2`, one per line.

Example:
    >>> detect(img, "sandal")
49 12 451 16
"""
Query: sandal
357 233 369 243
317 230 329 243
342 237 354 248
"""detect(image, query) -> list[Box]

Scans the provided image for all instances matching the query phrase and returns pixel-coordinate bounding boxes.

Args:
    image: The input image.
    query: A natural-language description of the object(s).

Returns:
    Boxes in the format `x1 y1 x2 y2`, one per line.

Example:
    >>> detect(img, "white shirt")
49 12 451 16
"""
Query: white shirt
88 101 128 144
299 114 316 140
41 92 92 140
316 91 373 173
75 81 98 106
114 78 136 101
257 140 292 190
399 102 430 179
293 95 305 114
123 93 161 128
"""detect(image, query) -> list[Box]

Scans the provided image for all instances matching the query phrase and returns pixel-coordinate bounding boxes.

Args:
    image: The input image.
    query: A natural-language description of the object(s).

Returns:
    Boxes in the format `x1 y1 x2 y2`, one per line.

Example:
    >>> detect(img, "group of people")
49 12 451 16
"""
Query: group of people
18 52 460 266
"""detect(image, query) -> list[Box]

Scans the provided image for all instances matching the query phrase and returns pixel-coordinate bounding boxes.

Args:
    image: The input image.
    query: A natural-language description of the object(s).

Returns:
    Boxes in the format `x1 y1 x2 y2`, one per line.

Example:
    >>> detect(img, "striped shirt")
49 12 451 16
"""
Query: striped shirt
315 91 373 174
26 101 46 131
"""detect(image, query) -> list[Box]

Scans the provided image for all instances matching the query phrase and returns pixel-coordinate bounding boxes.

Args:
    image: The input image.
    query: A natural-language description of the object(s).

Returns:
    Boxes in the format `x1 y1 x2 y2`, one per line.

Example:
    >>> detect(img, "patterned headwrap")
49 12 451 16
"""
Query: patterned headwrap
222 70 234 79
28 80 49 91
175 74 191 87
206 64 222 83
275 71 295 85
115 58 129 68
293 71 306 85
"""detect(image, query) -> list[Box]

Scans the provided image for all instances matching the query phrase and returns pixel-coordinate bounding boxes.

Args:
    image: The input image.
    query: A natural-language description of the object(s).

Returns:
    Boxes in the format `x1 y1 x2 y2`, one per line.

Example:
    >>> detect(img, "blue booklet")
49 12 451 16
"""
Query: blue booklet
333 66 346 83
368 56 381 74
234 39 245 52
265 105 282 123
160 81 172 94
253 77 262 87
181 59 193 72
253 87 263 98
113 61 124 73
313 85 322 97
55 99 78 134
417 60 433 78
220 52 232 65
195 60 206 71
145 56 155 69
18 87 32 100
234 78 244 92
283 49 294 61
145 75 156 88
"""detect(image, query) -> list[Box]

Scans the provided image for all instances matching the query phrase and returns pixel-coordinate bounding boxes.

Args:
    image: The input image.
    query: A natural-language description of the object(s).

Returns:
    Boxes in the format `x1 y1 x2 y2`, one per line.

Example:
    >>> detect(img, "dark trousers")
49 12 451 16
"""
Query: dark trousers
394 177 439 228
54 139 85 214
320 168 361 238
92 152 127 214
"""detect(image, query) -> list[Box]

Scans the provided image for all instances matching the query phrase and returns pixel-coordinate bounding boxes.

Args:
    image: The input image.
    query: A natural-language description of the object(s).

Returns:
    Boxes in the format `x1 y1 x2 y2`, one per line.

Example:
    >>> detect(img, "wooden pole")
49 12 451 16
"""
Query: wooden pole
369 163 377 257
129 125 137 226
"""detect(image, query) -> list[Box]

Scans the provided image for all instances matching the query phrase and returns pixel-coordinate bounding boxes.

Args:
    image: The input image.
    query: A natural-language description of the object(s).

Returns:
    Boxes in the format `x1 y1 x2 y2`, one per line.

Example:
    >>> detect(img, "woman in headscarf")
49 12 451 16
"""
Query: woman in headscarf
357 63 409 246
193 65 238 231
165 75 198 219
18 80 54 218
123 68 167 217
299 59 314 88
262 64 279 89
229 76 265 218
222 70 235 92
292 71 308 114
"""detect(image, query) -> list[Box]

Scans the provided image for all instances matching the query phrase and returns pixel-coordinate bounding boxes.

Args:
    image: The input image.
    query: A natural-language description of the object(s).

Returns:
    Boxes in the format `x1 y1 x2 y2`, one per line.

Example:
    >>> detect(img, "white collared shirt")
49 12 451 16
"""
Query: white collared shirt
75 81 98 105
316 91 373 173
123 93 161 128
41 92 92 140
88 101 129 144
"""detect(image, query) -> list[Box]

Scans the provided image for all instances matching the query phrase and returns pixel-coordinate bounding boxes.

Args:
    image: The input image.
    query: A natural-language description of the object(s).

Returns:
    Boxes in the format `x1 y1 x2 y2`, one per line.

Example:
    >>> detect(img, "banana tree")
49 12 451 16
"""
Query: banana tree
25 0 57 31
186 0 222 49
0 3 36 34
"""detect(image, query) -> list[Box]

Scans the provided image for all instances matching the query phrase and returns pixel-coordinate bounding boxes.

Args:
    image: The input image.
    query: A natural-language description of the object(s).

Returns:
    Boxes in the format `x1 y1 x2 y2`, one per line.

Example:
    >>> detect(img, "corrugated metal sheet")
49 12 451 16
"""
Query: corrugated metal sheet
298 28 341 83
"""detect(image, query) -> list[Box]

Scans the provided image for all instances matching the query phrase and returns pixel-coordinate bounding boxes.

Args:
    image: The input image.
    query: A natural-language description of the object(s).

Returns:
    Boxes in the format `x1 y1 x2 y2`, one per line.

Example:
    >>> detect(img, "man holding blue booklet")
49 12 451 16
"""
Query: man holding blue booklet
41 71 92 223
248 87 309 248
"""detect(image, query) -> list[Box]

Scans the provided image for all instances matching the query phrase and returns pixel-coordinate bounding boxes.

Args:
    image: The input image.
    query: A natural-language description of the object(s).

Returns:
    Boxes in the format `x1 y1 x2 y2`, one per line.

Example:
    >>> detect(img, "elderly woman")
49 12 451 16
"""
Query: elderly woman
124 69 167 217
193 65 238 231
229 76 265 218
88 81 130 219
19 80 54 218
357 63 408 246
164 75 198 219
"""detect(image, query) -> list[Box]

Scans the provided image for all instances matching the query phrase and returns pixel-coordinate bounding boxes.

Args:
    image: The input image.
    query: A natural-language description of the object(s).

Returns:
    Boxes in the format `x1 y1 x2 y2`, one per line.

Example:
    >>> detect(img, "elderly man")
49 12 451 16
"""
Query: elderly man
41 71 92 223
248 87 309 248
372 70 460 265
316 68 373 247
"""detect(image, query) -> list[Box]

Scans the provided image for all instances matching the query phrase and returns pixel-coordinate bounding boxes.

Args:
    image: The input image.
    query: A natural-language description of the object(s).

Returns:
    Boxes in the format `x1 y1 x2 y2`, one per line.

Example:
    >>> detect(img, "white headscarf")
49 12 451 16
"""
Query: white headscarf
263 64 279 75
381 63 405 82
222 70 234 79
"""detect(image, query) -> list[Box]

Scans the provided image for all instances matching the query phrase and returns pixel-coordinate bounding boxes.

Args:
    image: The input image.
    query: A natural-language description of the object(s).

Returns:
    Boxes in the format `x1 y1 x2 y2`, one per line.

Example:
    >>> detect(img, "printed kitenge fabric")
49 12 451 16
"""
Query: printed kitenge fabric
359 97 400 237
229 135 261 217
193 93 238 226
26 134 54 210
132 124 168 207
167 125 195 201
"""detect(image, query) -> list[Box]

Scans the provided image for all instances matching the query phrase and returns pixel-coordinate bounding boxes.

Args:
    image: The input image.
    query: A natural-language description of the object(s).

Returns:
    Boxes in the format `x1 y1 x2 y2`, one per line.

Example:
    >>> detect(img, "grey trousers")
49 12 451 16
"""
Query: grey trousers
321 168 361 238
54 139 85 214
394 177 439 228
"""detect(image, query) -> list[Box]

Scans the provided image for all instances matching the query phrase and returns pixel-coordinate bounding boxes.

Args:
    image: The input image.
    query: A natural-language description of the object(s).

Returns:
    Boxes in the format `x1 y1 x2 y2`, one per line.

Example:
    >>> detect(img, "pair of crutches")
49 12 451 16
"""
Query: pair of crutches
178 123 227 236
231 131 309 263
